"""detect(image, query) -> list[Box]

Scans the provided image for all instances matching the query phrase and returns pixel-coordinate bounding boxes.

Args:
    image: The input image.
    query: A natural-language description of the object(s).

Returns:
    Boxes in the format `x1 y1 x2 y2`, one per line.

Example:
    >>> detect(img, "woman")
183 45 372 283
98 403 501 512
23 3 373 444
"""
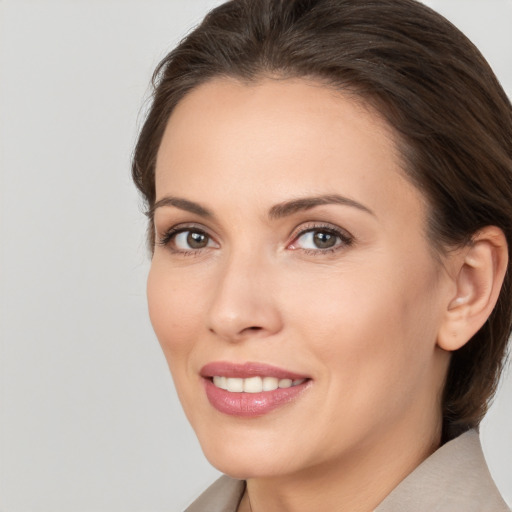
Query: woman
132 0 512 510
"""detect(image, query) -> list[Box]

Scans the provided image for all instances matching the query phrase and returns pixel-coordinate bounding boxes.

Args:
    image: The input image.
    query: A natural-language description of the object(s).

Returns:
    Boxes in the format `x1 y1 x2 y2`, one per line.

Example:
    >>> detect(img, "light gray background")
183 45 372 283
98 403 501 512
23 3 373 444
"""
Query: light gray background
0 1 510 511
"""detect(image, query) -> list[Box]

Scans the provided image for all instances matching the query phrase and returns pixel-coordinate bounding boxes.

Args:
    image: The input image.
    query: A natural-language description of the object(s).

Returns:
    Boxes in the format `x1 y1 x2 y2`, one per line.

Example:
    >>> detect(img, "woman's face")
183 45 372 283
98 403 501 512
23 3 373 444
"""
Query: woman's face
148 78 455 479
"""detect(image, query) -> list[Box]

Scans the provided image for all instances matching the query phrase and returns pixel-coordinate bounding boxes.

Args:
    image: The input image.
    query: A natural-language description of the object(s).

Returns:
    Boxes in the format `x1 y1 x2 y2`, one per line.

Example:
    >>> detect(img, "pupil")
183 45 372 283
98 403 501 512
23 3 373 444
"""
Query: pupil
314 231 336 248
187 231 208 248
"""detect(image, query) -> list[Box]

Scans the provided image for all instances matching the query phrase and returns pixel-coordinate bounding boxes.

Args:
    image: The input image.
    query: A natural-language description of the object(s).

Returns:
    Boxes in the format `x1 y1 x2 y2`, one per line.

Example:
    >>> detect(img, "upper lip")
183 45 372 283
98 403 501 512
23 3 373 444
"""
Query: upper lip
200 361 310 380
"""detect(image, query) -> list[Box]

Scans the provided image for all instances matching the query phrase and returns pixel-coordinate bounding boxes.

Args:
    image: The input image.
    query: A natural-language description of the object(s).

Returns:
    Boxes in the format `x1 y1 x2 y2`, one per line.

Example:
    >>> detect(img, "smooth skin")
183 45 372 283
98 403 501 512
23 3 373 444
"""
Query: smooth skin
147 78 507 512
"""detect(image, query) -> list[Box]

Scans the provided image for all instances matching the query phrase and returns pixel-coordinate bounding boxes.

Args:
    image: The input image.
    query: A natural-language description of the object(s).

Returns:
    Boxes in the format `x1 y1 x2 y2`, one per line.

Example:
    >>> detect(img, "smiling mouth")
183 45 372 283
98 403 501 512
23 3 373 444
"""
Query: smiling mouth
211 376 307 393
201 362 311 416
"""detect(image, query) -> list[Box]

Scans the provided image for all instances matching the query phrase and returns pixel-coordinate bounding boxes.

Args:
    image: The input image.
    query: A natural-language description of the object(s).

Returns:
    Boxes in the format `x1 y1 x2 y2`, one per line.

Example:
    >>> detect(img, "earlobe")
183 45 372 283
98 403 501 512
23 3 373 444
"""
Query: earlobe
437 226 508 352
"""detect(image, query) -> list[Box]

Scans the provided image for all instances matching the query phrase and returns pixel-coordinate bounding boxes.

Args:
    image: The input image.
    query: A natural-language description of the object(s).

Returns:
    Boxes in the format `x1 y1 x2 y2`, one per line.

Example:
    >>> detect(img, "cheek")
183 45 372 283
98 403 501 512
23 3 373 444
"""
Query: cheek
282 255 442 386
146 261 210 424
280 261 443 448
146 262 204 362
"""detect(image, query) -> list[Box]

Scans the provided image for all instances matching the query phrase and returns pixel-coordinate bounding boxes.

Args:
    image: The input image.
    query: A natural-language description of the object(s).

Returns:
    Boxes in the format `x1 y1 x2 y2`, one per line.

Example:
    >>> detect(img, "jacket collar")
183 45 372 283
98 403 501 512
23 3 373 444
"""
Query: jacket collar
376 429 509 512
185 475 245 512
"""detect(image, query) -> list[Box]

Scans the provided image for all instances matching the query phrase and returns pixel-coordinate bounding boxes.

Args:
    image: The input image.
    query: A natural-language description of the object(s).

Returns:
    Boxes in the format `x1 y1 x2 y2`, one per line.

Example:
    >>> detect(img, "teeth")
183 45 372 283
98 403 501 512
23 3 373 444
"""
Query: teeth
243 376 263 393
212 376 228 390
226 378 244 392
263 376 279 391
279 378 292 388
212 376 306 393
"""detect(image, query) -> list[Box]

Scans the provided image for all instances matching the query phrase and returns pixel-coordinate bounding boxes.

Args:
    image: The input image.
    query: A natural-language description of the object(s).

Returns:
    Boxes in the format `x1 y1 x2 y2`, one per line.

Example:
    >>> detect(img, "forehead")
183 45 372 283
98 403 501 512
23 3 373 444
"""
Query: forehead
155 77 426 222
157 76 397 165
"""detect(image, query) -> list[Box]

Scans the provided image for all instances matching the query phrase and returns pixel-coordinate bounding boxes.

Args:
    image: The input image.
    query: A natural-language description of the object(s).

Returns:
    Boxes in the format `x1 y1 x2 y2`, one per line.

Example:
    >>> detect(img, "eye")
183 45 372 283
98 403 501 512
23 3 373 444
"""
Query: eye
174 230 211 249
288 225 353 253
158 226 218 253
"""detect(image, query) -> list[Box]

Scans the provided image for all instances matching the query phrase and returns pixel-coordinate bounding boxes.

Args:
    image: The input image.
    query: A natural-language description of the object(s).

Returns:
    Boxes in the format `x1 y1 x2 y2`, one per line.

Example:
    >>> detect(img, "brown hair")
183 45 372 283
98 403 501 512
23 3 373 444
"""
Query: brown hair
132 0 512 440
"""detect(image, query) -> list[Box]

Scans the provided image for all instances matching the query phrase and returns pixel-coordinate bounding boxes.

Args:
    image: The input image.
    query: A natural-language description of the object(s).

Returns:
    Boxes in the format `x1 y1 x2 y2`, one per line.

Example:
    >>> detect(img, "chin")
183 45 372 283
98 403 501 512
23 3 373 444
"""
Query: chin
195 426 303 480
205 451 291 480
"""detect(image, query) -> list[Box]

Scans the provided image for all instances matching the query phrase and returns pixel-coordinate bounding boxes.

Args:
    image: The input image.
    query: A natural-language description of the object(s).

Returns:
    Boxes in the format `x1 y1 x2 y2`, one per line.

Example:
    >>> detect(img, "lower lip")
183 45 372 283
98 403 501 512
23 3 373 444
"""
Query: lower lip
204 378 311 417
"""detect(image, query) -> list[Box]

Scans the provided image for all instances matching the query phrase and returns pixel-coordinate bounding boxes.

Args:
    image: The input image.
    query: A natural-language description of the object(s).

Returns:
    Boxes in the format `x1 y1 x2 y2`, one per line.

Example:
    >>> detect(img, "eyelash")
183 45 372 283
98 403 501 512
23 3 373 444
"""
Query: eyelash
156 223 354 256
157 224 215 256
289 223 354 255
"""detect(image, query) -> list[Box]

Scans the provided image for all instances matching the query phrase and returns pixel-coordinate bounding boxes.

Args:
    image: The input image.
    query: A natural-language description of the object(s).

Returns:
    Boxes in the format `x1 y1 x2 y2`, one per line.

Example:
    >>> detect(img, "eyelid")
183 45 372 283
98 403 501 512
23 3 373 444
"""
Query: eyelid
156 220 353 254
287 222 354 251
156 222 219 250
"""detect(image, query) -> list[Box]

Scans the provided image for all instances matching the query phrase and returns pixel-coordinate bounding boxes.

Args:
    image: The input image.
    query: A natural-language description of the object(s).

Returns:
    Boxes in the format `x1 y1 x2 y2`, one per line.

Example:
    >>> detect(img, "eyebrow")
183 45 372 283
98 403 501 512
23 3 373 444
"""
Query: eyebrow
150 193 374 219
268 194 375 219
149 196 213 218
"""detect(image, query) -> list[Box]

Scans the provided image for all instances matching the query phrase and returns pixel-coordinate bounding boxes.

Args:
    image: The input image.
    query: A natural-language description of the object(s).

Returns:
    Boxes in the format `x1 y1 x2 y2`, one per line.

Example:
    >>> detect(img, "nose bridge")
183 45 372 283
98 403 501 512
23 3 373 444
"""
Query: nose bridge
207 245 282 341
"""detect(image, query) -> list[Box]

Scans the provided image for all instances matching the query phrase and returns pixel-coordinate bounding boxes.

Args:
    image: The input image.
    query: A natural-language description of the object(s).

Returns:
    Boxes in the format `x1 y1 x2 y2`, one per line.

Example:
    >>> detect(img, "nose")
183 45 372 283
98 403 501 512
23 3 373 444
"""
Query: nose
206 251 283 342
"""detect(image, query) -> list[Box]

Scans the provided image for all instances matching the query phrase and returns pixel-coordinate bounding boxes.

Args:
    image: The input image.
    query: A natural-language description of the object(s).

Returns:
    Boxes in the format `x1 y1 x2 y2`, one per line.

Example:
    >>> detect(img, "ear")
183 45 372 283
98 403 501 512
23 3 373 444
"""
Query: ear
437 226 508 352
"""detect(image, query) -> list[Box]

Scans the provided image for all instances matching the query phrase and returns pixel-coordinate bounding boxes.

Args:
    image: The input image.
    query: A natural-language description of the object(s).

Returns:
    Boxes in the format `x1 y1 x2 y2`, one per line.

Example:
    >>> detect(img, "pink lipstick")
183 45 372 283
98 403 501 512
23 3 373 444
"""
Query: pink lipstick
201 362 311 417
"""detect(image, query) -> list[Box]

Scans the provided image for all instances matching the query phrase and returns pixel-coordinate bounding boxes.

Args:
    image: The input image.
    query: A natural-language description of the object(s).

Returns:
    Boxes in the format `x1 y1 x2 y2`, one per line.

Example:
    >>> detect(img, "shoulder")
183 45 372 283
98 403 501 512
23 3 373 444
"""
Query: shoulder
376 429 510 512
184 475 245 512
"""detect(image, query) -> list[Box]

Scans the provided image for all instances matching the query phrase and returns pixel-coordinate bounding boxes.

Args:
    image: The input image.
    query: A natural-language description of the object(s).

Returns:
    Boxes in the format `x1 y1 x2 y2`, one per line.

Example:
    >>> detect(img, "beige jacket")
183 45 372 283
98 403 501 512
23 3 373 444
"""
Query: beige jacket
185 430 510 512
